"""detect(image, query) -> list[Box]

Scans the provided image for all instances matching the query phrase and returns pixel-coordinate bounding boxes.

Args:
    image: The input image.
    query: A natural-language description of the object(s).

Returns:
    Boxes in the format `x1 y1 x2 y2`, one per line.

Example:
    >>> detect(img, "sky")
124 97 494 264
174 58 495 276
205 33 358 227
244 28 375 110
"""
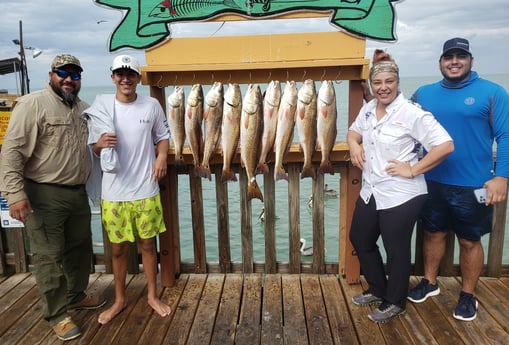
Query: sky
1 0 508 91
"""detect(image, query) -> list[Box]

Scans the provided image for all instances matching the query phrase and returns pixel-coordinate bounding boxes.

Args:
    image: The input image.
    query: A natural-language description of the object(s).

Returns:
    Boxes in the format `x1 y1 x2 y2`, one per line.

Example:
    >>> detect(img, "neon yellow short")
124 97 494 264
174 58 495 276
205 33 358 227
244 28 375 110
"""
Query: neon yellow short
101 195 166 243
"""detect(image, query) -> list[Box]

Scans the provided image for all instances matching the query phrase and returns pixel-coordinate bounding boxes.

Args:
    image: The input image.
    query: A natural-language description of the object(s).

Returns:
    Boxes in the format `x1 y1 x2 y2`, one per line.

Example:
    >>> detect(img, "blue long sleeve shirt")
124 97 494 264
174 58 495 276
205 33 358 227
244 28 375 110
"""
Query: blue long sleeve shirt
411 71 509 187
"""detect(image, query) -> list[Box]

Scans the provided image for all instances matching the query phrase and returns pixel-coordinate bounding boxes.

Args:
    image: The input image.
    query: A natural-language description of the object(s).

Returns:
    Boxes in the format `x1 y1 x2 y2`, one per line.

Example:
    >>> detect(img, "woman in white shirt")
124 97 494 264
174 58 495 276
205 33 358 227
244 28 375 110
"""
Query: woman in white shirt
347 50 454 323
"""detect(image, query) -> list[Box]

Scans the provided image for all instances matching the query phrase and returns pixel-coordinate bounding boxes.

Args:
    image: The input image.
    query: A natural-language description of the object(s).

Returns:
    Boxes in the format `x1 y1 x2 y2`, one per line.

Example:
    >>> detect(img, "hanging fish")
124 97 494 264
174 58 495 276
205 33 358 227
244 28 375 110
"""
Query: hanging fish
240 84 264 201
256 80 281 175
184 84 204 174
221 83 242 182
316 80 337 175
296 79 317 179
167 86 186 166
274 81 298 181
199 81 224 180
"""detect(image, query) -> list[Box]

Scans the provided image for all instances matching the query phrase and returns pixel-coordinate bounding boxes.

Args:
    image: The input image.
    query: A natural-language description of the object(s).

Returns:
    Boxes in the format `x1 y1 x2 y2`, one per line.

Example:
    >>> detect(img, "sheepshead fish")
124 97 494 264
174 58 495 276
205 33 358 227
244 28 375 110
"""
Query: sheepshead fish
199 81 224 180
296 79 317 179
274 81 298 181
240 84 264 202
317 80 337 175
221 83 242 182
184 84 204 174
256 80 281 175
167 86 186 166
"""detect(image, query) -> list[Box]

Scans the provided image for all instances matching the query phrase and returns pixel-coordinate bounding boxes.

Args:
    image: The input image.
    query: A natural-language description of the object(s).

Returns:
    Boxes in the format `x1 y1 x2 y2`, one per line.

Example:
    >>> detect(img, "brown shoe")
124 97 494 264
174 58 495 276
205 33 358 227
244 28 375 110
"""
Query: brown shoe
53 316 81 341
68 295 107 310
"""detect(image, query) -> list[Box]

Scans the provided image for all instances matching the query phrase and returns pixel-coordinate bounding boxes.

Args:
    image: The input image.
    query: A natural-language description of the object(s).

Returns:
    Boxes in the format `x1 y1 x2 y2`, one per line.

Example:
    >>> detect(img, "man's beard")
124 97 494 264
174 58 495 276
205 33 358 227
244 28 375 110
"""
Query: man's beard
50 82 80 107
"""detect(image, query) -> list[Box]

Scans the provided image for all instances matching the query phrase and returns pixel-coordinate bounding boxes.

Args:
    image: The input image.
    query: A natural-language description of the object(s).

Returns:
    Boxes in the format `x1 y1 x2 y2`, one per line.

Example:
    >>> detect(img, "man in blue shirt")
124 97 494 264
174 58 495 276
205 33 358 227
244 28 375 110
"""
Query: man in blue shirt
407 37 509 321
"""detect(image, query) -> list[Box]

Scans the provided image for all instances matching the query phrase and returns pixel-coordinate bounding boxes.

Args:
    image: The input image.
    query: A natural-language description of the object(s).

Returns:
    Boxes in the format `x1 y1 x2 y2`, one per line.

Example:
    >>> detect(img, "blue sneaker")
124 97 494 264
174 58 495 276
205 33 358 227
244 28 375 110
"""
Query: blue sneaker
453 291 478 321
407 278 440 303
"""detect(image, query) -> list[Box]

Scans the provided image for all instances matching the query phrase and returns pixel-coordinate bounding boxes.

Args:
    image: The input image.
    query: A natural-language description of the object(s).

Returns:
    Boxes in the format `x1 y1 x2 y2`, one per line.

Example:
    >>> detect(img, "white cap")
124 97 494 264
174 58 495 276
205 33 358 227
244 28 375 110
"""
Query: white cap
111 55 140 74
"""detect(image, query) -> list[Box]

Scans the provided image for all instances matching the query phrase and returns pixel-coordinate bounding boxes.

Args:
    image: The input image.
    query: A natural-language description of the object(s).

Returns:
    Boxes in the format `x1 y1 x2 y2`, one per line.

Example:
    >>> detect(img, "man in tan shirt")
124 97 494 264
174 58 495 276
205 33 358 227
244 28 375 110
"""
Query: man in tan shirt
0 54 105 341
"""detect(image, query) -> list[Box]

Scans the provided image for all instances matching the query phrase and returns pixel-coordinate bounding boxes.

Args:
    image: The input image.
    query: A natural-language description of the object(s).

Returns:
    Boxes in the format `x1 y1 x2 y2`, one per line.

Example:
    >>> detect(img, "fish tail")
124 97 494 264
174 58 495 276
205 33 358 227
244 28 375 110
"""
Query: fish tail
255 162 270 175
300 165 316 179
275 167 289 181
221 169 237 182
202 166 212 181
247 179 264 202
318 161 334 175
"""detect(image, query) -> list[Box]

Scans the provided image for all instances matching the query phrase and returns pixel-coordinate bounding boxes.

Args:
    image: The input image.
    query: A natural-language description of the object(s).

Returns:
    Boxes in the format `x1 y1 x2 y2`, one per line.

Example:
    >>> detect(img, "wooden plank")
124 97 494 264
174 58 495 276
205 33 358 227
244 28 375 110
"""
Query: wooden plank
210 274 243 345
260 274 283 345
164 274 206 344
235 274 262 344
321 275 359 345
288 163 301 274
137 274 190 345
340 277 385 345
84 274 148 345
214 166 232 273
186 274 225 345
487 195 508 276
312 174 325 274
263 166 277 273
439 277 501 345
474 279 509 339
239 170 254 273
0 272 29 297
189 171 206 273
0 282 39 337
282 274 308 344
301 274 333 345
159 165 178 286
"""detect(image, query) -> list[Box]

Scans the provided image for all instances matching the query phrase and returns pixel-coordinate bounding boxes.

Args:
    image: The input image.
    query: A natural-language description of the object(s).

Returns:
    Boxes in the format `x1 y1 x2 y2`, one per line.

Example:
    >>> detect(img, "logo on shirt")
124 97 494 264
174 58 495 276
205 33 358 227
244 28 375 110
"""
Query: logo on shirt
464 97 475 106
140 119 150 124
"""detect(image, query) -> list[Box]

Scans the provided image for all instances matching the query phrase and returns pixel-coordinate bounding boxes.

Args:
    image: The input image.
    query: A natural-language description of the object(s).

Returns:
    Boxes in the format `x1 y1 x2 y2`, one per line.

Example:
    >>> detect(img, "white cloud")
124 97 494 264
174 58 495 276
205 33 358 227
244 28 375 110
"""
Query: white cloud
1 0 508 90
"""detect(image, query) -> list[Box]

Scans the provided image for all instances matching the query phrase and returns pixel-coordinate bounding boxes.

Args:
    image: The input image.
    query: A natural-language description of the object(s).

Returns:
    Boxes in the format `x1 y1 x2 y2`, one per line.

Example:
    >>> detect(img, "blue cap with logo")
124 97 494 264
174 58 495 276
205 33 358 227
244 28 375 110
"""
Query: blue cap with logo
441 37 471 56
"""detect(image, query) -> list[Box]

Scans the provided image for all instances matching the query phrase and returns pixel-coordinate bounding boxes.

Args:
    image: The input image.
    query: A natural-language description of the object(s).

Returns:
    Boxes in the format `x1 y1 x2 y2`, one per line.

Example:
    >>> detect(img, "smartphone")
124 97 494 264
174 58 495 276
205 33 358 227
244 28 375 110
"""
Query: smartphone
474 188 487 204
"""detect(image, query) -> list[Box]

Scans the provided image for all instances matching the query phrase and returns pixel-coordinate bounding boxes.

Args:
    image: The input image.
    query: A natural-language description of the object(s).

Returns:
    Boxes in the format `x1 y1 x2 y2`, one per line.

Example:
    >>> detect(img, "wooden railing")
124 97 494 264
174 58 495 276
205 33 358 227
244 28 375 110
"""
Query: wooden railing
2 141 508 286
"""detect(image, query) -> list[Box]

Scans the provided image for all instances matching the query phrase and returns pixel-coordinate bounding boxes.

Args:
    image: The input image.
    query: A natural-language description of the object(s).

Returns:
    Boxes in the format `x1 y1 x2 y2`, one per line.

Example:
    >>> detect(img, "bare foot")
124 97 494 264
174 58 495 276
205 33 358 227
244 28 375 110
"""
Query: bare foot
148 297 171 317
98 302 127 325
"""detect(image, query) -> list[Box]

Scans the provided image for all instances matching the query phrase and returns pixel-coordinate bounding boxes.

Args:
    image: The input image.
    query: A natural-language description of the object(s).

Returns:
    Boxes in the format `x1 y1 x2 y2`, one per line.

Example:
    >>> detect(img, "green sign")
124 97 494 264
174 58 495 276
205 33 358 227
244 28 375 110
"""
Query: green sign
96 0 401 51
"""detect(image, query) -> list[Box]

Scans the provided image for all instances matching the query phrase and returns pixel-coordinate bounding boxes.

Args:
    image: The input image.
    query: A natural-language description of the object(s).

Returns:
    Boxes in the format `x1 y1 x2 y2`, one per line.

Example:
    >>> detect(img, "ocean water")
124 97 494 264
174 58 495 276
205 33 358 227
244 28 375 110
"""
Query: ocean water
81 74 509 265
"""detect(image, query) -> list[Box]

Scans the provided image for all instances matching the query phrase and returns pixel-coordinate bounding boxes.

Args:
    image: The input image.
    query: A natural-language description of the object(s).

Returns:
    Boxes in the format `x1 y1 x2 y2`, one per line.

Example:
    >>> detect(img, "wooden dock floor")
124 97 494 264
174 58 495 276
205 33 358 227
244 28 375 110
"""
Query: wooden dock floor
1 273 508 344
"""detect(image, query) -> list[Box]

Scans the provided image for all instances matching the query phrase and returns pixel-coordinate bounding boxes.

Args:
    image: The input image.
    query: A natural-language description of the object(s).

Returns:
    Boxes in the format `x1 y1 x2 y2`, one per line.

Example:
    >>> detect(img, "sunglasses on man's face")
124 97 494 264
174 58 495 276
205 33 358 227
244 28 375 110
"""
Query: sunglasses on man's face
53 69 81 81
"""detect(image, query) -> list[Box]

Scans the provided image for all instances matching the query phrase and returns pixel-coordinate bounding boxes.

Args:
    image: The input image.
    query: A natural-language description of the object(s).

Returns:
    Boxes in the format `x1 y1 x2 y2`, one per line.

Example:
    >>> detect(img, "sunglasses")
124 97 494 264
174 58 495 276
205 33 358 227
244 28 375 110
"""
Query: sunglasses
53 69 81 81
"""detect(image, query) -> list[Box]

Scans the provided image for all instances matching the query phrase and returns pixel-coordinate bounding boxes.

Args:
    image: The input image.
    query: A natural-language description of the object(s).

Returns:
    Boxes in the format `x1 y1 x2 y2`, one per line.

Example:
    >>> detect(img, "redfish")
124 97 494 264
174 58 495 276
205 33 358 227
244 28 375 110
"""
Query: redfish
256 80 281 175
316 80 337 175
199 81 224 180
184 84 204 174
167 86 186 166
240 84 264 201
296 79 317 179
274 81 298 181
221 83 242 182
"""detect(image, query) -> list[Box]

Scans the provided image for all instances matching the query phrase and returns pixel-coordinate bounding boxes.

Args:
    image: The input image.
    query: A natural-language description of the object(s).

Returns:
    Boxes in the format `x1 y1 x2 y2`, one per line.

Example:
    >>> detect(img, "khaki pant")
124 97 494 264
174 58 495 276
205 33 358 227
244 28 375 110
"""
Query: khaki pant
24 180 92 325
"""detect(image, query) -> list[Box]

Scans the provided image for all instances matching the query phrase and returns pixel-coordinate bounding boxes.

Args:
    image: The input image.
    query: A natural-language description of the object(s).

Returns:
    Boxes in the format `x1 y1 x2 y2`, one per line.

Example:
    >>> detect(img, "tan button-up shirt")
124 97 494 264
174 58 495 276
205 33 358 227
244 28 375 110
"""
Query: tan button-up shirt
0 84 91 205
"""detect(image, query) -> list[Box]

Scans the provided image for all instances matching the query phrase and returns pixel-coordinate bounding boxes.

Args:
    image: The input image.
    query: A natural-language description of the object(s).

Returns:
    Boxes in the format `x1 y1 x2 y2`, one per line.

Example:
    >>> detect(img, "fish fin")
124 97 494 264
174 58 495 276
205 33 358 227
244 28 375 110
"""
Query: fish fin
318 161 334 175
247 180 264 202
255 162 269 175
300 165 316 179
275 167 289 181
221 169 237 182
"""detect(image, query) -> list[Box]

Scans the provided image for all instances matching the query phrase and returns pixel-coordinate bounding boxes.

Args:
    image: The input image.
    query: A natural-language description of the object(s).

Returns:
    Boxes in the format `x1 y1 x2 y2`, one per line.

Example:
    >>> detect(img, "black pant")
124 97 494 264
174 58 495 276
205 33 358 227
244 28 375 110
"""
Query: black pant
349 194 426 308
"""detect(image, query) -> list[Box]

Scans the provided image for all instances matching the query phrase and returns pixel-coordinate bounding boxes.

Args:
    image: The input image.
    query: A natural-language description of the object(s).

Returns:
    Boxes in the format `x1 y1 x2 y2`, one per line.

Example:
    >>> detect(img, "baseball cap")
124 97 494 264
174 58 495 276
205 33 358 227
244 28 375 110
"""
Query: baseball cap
111 55 140 74
441 37 471 56
51 54 83 72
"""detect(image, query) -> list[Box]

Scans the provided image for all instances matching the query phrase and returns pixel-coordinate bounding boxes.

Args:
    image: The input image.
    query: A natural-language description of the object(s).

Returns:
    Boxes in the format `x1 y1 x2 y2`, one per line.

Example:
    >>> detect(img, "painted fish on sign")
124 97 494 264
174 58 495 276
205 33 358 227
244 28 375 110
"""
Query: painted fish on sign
95 0 403 51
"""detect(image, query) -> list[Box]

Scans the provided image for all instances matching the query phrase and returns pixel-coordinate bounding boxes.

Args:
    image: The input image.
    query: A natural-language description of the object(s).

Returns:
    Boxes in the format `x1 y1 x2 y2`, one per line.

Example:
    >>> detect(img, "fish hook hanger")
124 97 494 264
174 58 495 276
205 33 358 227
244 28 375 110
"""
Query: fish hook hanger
227 73 232 84
210 72 214 85
156 74 163 88
173 74 178 87
267 71 272 83
334 68 342 81
302 70 307 81
320 69 327 81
